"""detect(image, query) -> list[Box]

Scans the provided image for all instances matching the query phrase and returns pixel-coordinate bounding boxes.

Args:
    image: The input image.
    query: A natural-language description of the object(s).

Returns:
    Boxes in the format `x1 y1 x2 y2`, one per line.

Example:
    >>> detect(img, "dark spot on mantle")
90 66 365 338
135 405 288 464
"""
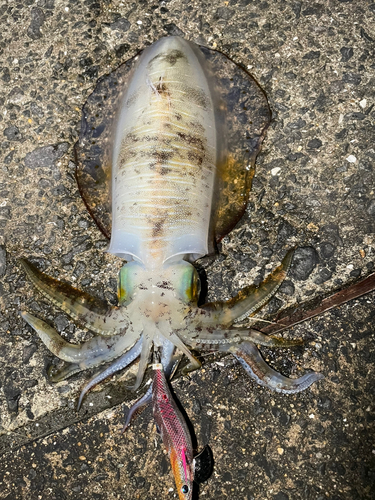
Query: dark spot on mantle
164 49 185 65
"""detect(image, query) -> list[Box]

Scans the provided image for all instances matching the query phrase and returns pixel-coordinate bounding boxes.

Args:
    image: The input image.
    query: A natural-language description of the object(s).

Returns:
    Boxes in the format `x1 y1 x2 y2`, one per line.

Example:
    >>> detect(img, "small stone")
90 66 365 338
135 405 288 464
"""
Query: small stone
367 200 375 217
289 247 319 281
314 267 332 284
271 167 281 176
4 126 22 141
8 86 25 104
359 99 367 109
214 7 234 20
307 138 322 150
24 143 69 169
345 112 365 121
279 280 295 296
110 18 131 32
319 242 336 259
3 385 21 413
27 7 45 40
30 102 44 118
342 72 361 85
23 343 38 363
277 447 284 455
360 27 374 43
303 50 320 59
340 47 353 62
287 118 306 129
350 268 361 278
115 43 131 59
0 245 6 277
163 23 184 36
54 314 70 333
273 492 289 500
346 155 356 163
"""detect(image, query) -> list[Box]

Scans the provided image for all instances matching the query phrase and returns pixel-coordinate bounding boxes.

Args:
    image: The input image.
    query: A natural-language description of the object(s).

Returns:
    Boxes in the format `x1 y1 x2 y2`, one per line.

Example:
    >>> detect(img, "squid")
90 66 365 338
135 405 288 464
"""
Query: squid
21 37 323 420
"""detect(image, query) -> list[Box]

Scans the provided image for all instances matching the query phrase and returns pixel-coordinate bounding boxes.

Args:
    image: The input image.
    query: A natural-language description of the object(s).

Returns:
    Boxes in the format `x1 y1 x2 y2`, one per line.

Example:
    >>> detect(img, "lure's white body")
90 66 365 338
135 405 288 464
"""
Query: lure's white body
108 37 218 268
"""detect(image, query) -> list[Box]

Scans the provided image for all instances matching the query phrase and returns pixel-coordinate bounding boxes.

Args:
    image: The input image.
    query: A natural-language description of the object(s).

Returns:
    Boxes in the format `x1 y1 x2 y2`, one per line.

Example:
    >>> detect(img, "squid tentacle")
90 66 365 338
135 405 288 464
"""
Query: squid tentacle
48 362 81 383
158 322 201 375
227 341 323 394
77 336 144 410
122 383 153 432
181 327 303 350
122 339 180 431
21 311 141 370
20 259 128 335
200 250 294 326
129 332 153 391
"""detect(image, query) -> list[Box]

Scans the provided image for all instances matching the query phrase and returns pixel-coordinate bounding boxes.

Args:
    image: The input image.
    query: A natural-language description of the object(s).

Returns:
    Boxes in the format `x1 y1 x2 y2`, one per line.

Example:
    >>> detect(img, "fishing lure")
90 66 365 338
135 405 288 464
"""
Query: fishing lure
20 36 323 413
151 354 211 500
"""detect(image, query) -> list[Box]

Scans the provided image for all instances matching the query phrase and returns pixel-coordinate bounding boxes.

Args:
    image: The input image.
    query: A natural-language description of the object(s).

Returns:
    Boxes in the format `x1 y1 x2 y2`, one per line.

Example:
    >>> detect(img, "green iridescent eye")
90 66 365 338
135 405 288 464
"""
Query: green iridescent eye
117 262 142 305
174 263 200 304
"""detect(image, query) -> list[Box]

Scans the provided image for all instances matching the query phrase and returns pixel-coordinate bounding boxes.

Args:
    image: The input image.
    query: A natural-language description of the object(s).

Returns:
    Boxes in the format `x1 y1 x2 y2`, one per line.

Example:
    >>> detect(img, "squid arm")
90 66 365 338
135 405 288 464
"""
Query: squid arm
21 311 141 374
20 258 128 335
227 340 324 394
77 336 144 410
200 250 294 326
129 332 153 391
158 322 201 375
181 327 303 349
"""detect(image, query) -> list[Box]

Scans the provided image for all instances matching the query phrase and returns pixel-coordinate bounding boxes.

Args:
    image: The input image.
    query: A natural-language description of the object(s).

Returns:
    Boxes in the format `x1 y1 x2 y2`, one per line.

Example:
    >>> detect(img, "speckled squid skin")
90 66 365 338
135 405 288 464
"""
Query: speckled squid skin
109 37 217 267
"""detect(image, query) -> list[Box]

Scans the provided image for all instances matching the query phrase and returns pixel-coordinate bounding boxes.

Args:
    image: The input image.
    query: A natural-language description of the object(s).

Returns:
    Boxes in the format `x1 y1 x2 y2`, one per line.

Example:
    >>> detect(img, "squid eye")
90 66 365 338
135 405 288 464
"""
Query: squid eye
181 485 189 494
180 265 201 303
167 262 201 304
117 262 143 305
